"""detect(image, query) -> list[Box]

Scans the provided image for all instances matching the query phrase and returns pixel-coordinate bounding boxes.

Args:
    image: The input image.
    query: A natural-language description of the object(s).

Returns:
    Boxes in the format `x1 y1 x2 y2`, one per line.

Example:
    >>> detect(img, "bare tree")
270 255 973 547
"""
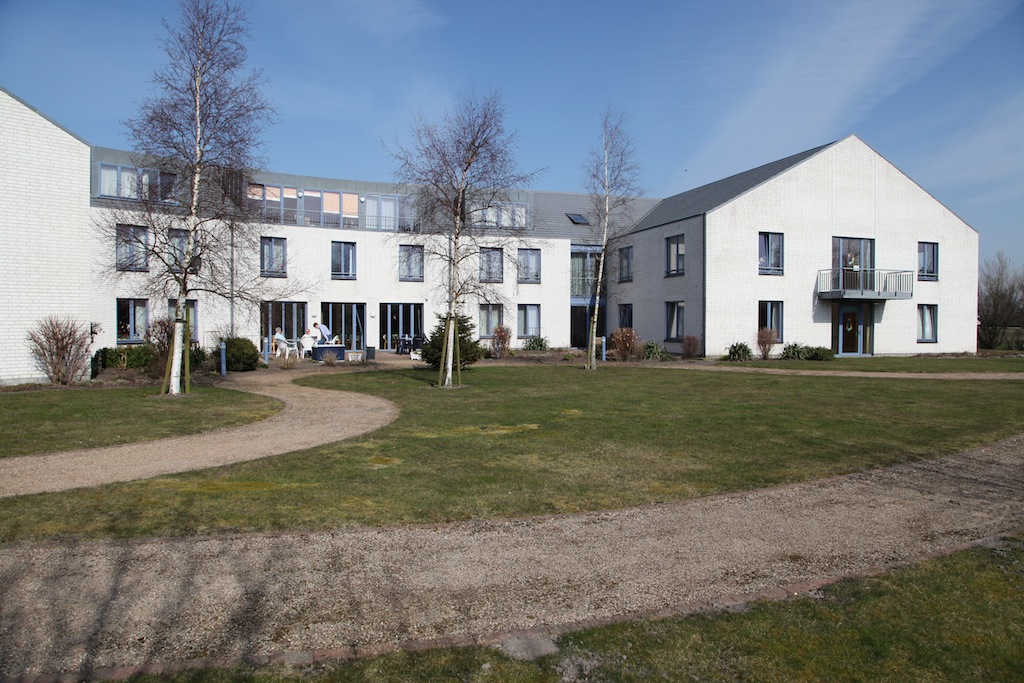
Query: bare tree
389 91 540 387
582 109 643 370
27 316 93 385
100 0 274 395
978 251 1024 349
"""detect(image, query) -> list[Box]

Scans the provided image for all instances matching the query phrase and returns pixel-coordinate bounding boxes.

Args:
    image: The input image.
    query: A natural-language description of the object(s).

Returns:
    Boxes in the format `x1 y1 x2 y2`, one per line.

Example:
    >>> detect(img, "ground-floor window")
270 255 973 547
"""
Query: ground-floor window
380 302 423 350
167 299 199 342
117 298 148 343
479 304 503 338
917 304 937 343
666 301 685 341
322 302 365 350
619 303 633 329
517 304 540 337
261 300 307 349
758 300 784 342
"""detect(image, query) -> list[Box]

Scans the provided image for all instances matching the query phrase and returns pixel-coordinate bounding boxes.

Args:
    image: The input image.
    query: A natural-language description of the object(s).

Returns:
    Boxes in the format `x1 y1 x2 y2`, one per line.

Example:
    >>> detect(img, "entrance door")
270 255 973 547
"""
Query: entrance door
840 306 860 355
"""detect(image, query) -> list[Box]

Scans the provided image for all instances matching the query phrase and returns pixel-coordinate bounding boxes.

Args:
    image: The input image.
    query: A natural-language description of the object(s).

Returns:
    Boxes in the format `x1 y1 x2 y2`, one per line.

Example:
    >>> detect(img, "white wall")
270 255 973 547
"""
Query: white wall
0 90 94 384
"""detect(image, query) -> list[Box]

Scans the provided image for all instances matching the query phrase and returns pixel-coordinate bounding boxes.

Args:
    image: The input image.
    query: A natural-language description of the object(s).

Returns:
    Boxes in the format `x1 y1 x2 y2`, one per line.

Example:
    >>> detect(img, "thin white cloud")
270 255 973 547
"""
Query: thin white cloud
675 0 1018 189
334 0 444 40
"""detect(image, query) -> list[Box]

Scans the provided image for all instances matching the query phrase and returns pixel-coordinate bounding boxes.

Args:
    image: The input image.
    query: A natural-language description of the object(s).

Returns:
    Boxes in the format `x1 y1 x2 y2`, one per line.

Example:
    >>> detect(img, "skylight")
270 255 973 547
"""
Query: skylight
566 213 590 225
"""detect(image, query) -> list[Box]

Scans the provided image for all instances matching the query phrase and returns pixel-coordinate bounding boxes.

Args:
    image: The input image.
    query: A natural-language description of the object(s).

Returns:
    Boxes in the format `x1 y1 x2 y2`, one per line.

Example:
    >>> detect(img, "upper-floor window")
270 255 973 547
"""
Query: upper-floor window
116 298 148 344
331 241 356 280
759 300 784 342
167 299 198 342
666 235 685 277
473 202 528 229
918 242 938 281
479 304 503 337
116 225 148 272
518 304 541 338
100 164 175 202
248 184 359 228
480 247 503 283
168 229 200 274
260 236 287 277
833 237 874 270
918 304 937 343
759 232 784 275
364 193 415 232
619 246 634 282
666 301 685 341
571 250 600 298
399 244 424 281
517 248 541 283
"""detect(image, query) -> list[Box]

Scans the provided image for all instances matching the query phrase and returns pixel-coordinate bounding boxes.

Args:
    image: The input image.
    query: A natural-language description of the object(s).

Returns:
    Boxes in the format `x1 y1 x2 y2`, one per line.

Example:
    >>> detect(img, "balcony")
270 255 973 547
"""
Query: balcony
817 268 914 300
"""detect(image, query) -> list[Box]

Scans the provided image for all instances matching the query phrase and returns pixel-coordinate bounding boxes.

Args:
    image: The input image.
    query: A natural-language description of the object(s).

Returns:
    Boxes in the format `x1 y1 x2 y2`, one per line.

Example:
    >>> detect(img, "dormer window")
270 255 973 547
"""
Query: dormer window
566 213 590 225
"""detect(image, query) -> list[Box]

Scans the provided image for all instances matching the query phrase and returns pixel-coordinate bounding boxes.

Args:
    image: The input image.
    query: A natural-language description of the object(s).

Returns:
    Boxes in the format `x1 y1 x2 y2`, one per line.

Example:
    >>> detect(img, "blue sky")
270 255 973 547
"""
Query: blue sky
1 0 1021 262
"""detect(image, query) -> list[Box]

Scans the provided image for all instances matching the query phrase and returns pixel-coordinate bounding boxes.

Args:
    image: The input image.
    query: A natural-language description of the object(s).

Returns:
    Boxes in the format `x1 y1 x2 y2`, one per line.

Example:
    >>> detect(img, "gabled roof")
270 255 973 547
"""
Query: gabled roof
631 140 837 233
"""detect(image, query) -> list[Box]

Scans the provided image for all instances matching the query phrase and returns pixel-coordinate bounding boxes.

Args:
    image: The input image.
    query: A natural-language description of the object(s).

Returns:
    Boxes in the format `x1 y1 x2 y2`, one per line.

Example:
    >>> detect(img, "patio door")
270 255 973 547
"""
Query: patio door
261 301 307 349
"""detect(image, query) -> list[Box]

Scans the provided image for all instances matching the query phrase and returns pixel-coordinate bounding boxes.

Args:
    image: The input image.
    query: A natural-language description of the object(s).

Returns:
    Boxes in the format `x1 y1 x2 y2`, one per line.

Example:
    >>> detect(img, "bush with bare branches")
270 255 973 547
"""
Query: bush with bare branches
27 316 93 385
491 325 512 359
681 335 700 358
610 327 643 361
756 327 778 360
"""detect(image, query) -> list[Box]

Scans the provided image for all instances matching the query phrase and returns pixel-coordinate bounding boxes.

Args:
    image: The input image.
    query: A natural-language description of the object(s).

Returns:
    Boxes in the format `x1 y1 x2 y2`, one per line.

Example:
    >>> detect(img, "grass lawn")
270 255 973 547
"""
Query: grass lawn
0 366 1021 541
738 355 1024 373
0 386 283 457
121 533 1024 682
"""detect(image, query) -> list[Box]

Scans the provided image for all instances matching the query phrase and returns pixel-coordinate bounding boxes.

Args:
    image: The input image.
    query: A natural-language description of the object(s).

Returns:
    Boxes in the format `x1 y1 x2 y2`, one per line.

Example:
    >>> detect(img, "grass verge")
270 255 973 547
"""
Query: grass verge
738 355 1024 373
121 533 1024 682
0 366 1021 541
0 386 283 457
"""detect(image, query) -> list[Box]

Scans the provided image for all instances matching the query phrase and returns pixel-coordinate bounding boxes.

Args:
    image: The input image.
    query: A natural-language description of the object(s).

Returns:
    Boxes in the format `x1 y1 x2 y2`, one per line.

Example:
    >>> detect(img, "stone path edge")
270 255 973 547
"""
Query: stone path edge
4 532 1014 683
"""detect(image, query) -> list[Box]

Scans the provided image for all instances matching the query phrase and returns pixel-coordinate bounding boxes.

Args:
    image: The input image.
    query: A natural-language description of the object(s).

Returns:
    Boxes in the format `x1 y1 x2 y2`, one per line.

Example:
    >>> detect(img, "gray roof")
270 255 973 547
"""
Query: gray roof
631 141 837 233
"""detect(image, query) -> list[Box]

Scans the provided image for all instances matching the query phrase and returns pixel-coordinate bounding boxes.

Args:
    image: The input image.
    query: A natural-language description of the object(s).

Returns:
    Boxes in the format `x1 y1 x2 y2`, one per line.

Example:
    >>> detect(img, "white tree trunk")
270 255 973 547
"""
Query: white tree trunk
169 320 184 396
443 317 455 388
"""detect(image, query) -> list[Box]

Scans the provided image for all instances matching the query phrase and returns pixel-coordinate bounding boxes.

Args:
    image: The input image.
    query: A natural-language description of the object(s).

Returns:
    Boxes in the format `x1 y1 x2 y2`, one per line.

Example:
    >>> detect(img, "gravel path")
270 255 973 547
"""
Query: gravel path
1 362 1022 678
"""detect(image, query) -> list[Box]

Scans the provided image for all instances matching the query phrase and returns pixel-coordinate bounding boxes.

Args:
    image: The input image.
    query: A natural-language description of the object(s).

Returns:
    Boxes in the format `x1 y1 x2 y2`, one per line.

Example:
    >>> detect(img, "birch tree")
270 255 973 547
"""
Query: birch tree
103 0 273 394
390 91 539 387
583 109 643 370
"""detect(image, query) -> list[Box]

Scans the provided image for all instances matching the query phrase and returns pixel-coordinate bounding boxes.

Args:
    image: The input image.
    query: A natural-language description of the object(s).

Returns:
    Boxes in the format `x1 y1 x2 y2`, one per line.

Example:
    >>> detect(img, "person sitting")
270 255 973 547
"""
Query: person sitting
273 327 293 358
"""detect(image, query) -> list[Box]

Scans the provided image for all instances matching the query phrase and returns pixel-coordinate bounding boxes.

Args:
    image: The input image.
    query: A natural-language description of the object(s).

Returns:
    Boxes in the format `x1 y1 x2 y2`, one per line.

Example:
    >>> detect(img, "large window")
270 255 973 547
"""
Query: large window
399 244 424 281
480 247 503 283
331 241 356 280
474 202 528 229
666 301 685 341
517 304 541 338
322 302 366 350
918 242 938 281
758 300 784 342
517 248 541 283
363 193 415 231
248 184 360 228
619 303 633 329
759 232 784 275
918 304 937 342
167 299 199 342
116 298 148 343
116 225 148 272
618 246 633 282
100 164 175 201
479 304 503 337
571 250 600 298
665 235 685 276
261 237 287 277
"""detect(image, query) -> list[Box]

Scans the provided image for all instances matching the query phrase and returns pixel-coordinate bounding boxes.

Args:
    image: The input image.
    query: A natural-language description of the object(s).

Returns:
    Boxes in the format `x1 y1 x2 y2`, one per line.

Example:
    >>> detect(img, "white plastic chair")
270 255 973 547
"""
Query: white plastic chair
299 335 315 358
275 338 297 359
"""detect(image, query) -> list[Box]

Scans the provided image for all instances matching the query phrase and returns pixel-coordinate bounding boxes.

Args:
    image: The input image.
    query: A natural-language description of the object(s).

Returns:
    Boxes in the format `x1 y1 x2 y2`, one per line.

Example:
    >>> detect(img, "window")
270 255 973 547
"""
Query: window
619 303 633 329
116 225 148 271
261 237 287 277
666 301 685 341
759 301 784 342
399 244 424 281
479 304 503 337
168 229 200 273
331 241 356 279
566 213 590 225
918 304 937 342
517 248 541 283
759 232 784 275
918 242 938 281
619 246 634 282
100 164 174 201
571 250 600 298
167 299 198 342
474 202 529 229
363 193 415 231
665 235 685 276
517 304 541 338
116 298 148 343
480 247 503 283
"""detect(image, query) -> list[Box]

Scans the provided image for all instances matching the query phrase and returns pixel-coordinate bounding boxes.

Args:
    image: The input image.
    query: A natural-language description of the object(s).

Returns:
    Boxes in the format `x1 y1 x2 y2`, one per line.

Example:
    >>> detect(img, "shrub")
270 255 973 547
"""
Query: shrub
222 337 260 372
279 354 298 370
681 335 701 358
101 344 157 370
522 336 550 351
781 343 810 360
420 313 485 370
490 324 512 359
26 315 93 385
610 327 643 361
806 346 836 361
728 342 752 362
756 326 778 360
642 340 663 360
321 351 338 366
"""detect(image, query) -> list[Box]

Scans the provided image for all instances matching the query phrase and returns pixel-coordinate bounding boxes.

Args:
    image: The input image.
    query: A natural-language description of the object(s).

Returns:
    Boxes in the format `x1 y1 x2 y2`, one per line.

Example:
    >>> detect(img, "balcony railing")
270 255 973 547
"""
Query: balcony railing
571 276 598 299
817 268 914 300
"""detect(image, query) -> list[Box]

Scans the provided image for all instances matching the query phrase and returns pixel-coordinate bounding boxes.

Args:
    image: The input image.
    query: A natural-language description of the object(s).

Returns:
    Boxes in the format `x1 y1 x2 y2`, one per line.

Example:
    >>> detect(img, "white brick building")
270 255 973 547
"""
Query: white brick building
1 88 979 384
